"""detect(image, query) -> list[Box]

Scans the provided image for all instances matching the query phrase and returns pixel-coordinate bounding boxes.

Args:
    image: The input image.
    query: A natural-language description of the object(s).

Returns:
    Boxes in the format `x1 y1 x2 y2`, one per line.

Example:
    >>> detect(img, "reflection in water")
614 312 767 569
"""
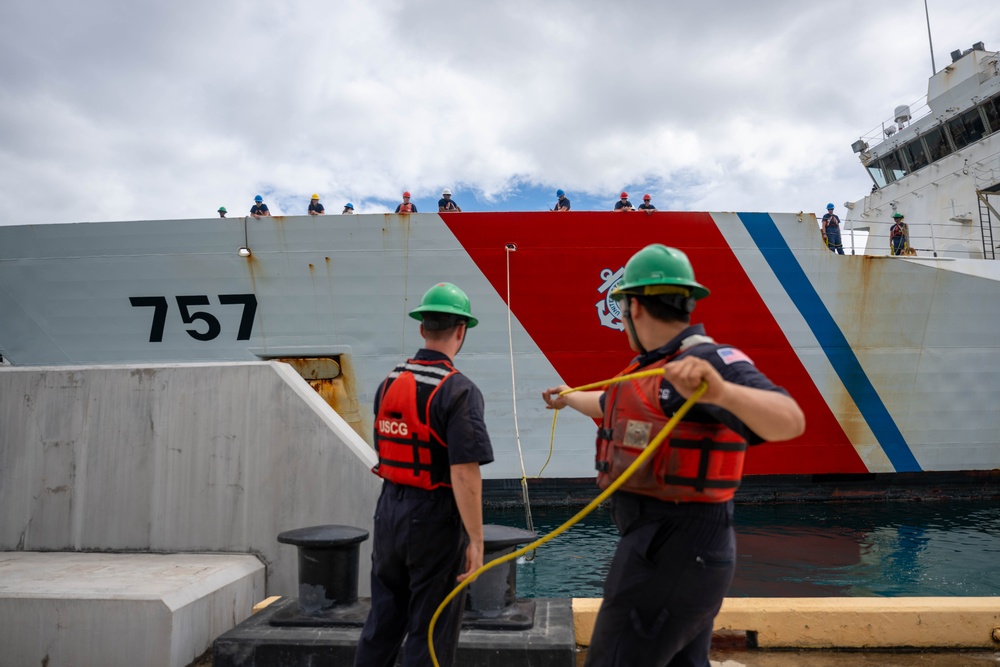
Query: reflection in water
484 501 1000 599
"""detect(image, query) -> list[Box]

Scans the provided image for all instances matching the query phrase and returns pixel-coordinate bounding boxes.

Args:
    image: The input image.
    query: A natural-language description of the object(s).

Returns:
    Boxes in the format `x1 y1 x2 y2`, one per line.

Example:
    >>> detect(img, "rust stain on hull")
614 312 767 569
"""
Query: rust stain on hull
277 356 368 443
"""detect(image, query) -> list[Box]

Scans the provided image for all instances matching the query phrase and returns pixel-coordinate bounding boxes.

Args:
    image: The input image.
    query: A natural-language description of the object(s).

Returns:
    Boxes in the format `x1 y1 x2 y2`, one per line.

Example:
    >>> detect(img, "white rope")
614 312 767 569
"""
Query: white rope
505 243 535 558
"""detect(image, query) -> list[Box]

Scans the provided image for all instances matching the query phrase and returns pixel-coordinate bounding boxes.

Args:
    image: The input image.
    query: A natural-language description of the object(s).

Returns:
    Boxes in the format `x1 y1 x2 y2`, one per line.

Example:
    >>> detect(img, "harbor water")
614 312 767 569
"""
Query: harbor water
484 499 1000 599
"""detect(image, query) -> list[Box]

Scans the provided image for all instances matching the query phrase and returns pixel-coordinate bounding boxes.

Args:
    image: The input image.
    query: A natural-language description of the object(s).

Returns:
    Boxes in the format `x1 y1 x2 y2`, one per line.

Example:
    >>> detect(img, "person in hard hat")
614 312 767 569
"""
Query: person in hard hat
342 203 355 214
614 192 633 212
308 194 325 216
889 212 909 256
355 282 494 667
395 191 417 213
542 244 805 667
554 189 571 211
438 188 462 212
250 195 270 218
637 194 656 214
217 207 227 218
821 203 845 255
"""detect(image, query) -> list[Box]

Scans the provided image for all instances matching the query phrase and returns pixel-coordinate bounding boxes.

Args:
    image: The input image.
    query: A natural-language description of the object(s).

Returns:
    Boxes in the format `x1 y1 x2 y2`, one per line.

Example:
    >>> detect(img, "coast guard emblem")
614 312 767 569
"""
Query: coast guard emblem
595 267 625 331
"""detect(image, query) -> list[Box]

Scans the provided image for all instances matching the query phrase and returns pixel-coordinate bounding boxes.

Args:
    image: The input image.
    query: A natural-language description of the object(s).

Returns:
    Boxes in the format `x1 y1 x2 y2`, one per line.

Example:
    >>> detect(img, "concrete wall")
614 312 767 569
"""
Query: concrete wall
0 361 382 597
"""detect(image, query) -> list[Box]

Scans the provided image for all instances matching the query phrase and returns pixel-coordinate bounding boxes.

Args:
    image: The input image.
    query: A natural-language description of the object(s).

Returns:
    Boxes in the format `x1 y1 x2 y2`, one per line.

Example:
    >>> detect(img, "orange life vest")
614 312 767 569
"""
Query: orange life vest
398 203 413 213
373 358 456 490
596 355 748 503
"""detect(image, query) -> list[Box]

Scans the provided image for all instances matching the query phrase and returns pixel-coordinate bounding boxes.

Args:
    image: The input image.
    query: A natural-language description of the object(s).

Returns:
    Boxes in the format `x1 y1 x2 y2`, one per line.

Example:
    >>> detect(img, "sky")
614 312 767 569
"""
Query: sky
1 0 999 224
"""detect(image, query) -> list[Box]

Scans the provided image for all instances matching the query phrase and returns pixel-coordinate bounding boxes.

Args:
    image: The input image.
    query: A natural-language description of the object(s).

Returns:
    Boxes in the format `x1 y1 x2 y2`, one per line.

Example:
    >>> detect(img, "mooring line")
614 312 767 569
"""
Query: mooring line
504 242 536 560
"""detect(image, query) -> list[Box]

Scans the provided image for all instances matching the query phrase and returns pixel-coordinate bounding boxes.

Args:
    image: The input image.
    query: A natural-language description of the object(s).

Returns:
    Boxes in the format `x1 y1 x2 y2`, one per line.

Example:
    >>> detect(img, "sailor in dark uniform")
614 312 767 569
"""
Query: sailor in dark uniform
355 282 494 667
543 245 805 667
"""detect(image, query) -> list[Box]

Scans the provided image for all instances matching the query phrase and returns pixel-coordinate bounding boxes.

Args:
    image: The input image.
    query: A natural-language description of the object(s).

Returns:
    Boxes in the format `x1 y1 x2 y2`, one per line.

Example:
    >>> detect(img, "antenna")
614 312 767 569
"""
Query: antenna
924 0 936 74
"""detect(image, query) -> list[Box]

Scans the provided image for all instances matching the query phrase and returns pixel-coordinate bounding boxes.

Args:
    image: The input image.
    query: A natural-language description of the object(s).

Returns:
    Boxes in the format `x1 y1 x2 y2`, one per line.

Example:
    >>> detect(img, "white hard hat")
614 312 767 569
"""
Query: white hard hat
441 188 452 196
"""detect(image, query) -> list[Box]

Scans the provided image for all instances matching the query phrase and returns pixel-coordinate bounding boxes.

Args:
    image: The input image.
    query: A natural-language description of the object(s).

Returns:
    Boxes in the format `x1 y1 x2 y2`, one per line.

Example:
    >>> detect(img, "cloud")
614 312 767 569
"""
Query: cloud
1 0 998 222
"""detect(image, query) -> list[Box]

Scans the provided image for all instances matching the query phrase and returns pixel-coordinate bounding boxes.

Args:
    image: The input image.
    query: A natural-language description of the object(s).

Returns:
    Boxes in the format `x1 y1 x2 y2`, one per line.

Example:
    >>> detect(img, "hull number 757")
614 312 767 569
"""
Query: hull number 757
129 294 258 343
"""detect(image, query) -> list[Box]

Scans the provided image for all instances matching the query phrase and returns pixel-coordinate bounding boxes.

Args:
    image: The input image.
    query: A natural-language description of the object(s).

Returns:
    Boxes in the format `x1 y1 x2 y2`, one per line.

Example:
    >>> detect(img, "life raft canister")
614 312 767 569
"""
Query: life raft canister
596 356 747 503
373 359 456 490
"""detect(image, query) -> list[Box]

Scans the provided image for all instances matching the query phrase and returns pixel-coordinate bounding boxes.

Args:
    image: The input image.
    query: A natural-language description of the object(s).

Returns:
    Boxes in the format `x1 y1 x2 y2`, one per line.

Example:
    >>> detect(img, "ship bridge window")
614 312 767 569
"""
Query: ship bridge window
901 138 929 171
881 151 907 183
948 108 987 149
923 125 953 162
867 165 888 188
983 94 1000 134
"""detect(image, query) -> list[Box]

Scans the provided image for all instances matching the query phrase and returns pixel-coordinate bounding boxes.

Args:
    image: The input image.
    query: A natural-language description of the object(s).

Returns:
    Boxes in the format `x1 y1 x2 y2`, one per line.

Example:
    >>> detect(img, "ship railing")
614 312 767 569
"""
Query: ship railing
842 218 993 259
857 95 932 153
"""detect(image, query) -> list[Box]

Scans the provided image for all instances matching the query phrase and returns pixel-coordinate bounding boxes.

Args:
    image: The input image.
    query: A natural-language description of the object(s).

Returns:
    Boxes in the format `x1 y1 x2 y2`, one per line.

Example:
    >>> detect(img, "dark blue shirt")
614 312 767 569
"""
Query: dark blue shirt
308 202 325 214
638 203 656 210
600 324 788 445
556 196 571 211
438 198 460 211
614 200 633 210
250 204 269 216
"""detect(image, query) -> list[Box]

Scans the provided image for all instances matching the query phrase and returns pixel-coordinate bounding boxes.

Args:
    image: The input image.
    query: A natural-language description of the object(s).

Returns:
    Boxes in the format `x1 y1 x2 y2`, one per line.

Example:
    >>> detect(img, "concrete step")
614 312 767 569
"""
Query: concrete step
0 552 264 667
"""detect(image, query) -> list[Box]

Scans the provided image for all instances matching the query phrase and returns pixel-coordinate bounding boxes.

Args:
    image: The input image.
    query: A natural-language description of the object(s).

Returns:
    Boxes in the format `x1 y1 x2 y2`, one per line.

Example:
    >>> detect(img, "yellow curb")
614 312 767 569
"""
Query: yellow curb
253 595 282 614
573 598 1000 649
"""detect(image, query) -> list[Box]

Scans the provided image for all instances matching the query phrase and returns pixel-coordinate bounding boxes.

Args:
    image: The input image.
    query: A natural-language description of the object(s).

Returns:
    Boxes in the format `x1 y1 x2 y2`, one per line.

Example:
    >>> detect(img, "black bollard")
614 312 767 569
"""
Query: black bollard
463 524 538 630
270 524 371 627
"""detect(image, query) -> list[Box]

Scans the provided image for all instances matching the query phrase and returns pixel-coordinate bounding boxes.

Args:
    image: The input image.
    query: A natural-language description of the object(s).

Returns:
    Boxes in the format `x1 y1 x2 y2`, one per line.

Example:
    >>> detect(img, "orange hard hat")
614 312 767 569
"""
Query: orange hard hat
643 194 651 201
403 191 411 198
620 192 628 198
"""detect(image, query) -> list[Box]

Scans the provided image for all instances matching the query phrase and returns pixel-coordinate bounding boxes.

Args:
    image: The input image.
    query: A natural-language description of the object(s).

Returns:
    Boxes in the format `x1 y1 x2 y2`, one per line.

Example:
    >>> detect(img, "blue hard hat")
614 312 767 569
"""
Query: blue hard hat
345 203 354 209
826 203 835 210
556 189 565 197
255 195 263 202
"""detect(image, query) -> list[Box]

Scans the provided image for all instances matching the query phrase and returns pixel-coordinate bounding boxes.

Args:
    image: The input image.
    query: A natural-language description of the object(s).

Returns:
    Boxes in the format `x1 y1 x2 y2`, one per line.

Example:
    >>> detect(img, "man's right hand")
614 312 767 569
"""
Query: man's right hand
457 539 484 582
542 385 571 410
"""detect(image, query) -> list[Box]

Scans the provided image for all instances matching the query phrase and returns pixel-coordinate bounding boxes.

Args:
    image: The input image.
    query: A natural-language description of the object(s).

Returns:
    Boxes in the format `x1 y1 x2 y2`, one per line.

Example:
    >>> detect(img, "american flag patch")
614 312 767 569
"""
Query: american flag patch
717 347 753 366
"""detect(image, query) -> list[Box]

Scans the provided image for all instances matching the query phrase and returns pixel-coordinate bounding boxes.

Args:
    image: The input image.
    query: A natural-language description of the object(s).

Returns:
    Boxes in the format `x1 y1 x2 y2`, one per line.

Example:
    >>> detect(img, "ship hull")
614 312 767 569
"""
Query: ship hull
1 211 997 480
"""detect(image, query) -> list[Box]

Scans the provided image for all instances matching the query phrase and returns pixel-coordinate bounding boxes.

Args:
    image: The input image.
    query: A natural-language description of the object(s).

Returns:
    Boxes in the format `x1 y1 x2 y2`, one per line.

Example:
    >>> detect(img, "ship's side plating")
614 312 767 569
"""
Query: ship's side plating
1 211 997 479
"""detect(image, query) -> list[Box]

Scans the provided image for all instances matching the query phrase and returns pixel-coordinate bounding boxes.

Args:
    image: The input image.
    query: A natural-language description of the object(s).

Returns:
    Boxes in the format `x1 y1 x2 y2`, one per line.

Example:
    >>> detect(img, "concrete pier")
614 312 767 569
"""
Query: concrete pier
0 552 264 667
0 362 383 597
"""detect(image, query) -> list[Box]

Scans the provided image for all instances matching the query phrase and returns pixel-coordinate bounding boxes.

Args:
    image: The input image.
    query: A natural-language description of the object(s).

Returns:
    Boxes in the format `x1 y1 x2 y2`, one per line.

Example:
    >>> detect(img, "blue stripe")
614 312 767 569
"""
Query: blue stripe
737 212 920 472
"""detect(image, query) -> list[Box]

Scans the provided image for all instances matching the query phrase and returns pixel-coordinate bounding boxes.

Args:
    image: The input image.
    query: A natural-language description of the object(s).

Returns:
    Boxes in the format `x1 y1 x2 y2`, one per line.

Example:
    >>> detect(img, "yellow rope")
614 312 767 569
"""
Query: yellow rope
534 368 665 478
427 377 708 666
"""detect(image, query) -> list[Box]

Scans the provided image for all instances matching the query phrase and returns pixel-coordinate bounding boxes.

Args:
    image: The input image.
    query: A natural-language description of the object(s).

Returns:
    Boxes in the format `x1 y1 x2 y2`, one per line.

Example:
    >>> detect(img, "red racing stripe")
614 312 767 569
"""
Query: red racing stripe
441 211 866 475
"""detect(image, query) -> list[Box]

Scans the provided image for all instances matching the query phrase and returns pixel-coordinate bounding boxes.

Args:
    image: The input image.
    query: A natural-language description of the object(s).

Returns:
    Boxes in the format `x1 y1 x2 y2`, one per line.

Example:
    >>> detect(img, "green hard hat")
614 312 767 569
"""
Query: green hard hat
218 206 227 212
892 212 904 219
409 282 479 328
612 244 710 301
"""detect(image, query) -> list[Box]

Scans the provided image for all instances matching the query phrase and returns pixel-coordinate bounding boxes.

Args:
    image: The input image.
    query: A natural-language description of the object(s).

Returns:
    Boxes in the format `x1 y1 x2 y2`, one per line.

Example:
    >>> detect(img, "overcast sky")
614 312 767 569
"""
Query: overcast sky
2 0 998 223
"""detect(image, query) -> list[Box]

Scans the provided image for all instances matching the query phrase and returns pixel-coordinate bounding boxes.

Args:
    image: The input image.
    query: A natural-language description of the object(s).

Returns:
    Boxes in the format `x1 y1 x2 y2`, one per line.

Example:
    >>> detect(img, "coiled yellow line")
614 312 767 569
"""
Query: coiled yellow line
427 373 708 666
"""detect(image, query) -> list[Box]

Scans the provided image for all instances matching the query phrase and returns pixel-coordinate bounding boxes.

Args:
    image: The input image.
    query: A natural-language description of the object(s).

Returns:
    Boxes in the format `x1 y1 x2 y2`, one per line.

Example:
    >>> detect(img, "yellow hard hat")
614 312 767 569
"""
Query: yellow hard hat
311 193 320 200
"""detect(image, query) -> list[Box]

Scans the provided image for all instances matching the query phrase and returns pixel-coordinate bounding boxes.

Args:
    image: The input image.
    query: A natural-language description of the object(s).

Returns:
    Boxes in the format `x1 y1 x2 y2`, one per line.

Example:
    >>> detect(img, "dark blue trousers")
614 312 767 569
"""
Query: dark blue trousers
826 226 845 254
584 493 736 667
354 482 468 667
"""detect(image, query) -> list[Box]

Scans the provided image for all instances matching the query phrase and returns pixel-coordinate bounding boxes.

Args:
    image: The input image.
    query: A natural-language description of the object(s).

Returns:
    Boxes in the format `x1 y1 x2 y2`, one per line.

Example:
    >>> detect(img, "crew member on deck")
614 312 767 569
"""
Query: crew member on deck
890 212 909 256
218 207 227 218
250 195 271 218
355 282 493 667
614 192 634 211
542 244 805 667
342 202 355 214
395 191 417 213
554 189 571 211
821 203 845 255
438 188 462 212
308 194 325 215
637 194 656 214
